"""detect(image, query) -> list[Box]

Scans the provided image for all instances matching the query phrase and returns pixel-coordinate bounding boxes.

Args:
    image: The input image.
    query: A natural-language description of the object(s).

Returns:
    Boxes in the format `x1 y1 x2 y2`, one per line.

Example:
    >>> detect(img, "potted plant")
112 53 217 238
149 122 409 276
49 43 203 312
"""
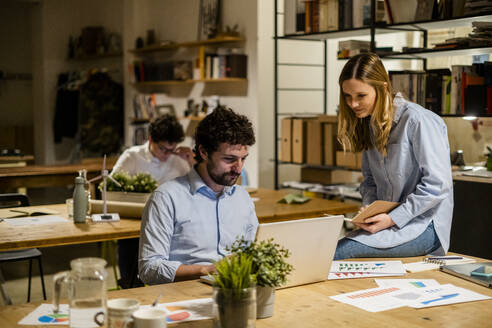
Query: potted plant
229 237 293 319
100 171 157 203
210 253 257 328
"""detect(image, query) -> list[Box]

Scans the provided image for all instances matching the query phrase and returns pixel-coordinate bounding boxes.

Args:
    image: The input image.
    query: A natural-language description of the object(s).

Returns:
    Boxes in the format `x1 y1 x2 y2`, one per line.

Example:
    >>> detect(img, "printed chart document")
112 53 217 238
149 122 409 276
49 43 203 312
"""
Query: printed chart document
374 279 440 289
18 304 69 325
345 200 399 223
328 261 406 280
330 280 491 312
141 298 213 323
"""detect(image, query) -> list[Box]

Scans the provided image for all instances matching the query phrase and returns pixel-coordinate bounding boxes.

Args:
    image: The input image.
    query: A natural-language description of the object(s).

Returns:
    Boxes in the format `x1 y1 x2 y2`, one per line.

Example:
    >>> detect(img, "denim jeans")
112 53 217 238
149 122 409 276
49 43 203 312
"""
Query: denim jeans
334 222 441 260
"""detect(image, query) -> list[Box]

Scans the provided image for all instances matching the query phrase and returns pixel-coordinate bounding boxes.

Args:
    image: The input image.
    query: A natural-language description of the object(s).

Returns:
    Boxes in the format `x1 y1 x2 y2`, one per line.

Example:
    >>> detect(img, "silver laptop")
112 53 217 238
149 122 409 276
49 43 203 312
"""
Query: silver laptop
256 216 344 288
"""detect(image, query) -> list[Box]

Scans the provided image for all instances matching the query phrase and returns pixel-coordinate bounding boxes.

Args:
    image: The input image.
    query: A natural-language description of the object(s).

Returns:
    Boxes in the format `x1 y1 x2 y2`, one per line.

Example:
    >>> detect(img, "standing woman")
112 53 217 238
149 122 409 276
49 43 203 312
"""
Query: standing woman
334 53 453 260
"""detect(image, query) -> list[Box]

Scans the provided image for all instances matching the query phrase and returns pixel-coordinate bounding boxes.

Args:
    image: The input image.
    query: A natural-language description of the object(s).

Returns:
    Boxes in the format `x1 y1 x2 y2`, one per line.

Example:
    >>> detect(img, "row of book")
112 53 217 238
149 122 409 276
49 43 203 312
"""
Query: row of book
132 93 172 120
284 0 386 34
129 53 247 83
284 0 491 36
389 62 492 115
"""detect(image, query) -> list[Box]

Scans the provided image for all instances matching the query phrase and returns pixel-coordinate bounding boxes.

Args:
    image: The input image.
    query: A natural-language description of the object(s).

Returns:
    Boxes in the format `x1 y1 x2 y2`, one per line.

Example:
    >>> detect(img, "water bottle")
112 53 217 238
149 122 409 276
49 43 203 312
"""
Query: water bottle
73 176 87 223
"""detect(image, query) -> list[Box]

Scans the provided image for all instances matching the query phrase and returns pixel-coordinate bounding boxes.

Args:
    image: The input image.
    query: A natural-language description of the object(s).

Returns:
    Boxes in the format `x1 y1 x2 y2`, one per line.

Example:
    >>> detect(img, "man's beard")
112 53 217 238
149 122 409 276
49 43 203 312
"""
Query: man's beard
207 162 240 186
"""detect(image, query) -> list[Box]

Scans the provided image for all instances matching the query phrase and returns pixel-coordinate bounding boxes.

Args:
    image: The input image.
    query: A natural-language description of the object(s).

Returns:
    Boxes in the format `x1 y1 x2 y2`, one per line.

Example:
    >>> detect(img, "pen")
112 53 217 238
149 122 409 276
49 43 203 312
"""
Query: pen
426 256 463 260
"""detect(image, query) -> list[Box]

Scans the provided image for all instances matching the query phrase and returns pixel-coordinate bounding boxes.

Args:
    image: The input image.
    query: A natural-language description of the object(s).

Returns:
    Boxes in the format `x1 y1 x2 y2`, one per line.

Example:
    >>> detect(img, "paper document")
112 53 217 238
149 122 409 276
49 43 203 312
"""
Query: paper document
330 286 410 312
0 207 59 219
407 284 491 309
5 215 68 226
346 200 399 223
374 279 440 289
332 261 406 274
141 298 213 323
18 303 69 325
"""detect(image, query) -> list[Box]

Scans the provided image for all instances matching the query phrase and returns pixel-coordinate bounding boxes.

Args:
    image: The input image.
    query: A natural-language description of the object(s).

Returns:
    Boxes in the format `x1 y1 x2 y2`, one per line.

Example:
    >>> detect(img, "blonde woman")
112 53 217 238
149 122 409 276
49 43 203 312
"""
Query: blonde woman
334 53 453 260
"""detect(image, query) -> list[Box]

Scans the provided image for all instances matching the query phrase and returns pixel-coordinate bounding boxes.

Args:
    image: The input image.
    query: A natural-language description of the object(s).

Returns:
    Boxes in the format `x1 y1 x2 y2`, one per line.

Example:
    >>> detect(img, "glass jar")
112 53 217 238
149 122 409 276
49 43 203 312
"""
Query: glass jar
53 257 108 328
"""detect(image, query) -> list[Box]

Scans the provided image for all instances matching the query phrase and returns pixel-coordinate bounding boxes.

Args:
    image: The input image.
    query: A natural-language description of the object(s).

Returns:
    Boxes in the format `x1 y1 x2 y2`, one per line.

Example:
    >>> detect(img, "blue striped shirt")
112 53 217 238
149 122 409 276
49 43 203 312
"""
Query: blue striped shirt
138 167 258 284
347 96 454 254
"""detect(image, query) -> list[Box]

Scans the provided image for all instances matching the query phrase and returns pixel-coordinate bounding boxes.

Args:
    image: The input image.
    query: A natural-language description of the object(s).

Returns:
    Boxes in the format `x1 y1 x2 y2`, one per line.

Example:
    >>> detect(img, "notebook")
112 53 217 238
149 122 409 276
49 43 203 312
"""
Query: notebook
255 216 344 288
441 262 492 288
404 256 476 273
345 200 399 224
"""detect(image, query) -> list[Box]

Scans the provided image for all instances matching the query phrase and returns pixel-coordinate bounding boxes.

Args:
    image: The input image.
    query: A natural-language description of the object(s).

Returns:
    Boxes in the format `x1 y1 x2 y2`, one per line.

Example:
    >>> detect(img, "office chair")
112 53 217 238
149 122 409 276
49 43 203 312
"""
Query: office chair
0 193 47 304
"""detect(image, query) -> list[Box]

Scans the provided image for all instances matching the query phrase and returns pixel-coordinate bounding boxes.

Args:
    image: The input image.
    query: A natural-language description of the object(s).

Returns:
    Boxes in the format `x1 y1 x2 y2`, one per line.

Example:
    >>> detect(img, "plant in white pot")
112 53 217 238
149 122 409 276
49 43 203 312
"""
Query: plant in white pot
100 171 157 203
229 237 293 319
210 253 257 328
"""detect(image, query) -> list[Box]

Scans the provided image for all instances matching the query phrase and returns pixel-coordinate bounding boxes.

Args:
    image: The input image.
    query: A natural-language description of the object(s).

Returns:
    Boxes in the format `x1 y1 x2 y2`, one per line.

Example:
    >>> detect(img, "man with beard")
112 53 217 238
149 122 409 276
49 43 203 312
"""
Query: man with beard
138 107 258 284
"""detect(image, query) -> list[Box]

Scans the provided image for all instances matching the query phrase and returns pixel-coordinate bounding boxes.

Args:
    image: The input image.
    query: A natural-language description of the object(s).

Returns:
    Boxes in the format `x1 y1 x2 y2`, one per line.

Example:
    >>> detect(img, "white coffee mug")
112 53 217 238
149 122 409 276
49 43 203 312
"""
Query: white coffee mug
129 308 167 328
107 298 140 328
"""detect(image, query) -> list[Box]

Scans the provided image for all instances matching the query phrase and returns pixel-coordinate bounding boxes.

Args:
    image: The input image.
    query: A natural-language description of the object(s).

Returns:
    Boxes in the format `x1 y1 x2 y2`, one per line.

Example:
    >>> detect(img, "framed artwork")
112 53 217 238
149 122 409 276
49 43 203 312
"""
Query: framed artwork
197 0 221 40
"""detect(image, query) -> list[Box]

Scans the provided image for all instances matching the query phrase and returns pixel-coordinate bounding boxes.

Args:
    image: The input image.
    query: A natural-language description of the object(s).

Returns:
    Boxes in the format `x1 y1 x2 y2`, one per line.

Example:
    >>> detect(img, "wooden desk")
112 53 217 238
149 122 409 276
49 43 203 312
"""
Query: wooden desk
1 255 491 327
0 160 115 191
0 189 357 252
252 188 358 223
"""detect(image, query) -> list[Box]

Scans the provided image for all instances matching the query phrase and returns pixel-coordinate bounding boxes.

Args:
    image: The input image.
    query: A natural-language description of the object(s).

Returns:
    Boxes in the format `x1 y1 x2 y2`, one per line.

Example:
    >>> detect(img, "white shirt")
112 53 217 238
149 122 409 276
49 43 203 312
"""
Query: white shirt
111 141 190 185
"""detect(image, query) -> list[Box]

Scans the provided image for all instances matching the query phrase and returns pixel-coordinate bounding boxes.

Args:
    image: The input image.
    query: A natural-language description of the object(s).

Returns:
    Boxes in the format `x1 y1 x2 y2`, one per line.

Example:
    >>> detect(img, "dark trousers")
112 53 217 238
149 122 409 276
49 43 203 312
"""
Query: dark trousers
117 238 143 288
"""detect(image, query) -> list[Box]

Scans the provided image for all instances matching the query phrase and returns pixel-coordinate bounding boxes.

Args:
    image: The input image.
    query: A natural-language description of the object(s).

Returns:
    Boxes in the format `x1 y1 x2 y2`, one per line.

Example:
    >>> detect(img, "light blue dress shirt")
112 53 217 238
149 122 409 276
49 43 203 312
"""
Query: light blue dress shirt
347 96 454 254
138 167 258 284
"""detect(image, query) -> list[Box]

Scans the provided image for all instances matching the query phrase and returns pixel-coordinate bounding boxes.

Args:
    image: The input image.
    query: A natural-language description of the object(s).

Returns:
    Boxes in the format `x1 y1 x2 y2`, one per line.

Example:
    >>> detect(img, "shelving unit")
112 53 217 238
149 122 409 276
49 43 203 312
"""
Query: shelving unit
128 36 245 54
273 0 492 189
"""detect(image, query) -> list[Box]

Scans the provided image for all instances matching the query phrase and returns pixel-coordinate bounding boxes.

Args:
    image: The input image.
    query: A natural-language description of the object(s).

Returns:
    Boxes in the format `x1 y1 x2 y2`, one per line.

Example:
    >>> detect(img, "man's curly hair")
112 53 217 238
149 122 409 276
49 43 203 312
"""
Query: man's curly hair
149 114 185 144
193 106 255 163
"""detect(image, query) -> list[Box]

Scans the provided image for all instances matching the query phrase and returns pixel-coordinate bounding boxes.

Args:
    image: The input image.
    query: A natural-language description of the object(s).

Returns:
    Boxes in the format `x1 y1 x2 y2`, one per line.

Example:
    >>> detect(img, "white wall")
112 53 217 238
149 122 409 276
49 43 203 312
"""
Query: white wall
32 0 123 164
124 0 259 186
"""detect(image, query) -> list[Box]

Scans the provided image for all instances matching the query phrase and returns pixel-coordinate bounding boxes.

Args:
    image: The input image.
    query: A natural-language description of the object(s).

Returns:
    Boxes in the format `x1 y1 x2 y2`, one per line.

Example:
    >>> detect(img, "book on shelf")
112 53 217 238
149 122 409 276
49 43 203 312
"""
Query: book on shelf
284 0 297 35
425 68 451 114
387 0 418 23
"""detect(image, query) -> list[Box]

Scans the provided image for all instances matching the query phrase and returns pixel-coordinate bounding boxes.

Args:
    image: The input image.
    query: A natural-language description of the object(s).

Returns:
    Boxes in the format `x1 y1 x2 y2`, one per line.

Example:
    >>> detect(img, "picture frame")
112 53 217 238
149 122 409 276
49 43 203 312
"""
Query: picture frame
197 0 221 40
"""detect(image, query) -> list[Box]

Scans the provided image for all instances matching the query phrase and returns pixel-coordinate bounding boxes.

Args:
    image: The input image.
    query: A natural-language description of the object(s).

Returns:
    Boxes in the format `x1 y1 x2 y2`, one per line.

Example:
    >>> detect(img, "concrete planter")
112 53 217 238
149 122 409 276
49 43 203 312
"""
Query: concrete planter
105 191 150 204
256 286 275 319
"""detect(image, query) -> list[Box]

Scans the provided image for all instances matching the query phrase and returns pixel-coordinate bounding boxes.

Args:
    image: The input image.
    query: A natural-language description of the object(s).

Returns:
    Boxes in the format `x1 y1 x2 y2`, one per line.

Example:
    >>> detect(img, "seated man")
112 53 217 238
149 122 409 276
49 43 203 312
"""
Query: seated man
111 114 193 288
139 107 258 284
111 114 194 184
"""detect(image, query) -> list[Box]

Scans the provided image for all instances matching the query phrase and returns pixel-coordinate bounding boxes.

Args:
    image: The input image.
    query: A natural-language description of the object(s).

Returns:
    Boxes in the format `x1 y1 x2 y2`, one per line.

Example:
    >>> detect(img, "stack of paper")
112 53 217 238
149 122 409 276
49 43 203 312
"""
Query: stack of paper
328 261 406 280
330 278 491 312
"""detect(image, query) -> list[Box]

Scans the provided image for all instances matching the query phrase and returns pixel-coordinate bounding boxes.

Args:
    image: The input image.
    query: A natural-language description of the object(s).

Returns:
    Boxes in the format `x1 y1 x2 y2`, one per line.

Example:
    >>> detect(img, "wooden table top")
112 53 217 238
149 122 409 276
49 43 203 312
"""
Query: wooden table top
1 255 491 328
0 188 358 251
0 162 113 178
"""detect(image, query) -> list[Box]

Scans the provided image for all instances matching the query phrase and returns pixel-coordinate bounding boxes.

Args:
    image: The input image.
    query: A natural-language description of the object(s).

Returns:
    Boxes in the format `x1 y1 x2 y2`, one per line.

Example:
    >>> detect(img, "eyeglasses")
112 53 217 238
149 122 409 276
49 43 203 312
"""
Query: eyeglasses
156 143 176 155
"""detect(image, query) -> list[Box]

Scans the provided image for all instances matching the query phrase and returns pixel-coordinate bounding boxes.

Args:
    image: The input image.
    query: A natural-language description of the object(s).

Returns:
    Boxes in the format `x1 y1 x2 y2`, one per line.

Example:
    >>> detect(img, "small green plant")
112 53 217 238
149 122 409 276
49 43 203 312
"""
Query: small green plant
99 171 157 193
211 253 256 300
229 237 293 288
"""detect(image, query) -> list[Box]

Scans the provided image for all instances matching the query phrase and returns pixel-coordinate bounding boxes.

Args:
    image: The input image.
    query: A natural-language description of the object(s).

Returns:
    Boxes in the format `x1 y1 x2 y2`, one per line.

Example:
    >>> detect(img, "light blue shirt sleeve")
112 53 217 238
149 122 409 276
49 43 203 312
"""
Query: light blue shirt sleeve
389 113 453 229
139 191 182 284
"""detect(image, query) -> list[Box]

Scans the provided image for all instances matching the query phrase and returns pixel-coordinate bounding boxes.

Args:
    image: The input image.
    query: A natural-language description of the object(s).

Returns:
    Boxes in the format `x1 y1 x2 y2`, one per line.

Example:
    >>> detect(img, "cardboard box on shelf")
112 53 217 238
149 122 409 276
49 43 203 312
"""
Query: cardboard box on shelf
280 118 292 162
292 118 308 164
306 120 323 165
323 123 338 166
301 167 361 184
336 151 362 169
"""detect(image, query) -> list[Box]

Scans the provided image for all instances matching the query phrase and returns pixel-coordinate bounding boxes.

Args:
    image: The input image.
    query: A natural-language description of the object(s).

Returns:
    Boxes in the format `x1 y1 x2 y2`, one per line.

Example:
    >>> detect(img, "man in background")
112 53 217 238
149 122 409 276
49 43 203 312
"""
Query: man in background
139 107 258 284
111 114 193 288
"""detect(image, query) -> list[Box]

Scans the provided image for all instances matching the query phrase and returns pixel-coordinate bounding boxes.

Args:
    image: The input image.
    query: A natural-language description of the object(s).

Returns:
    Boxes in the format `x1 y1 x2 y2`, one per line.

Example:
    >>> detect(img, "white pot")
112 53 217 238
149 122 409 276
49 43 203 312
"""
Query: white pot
256 286 275 319
106 191 151 204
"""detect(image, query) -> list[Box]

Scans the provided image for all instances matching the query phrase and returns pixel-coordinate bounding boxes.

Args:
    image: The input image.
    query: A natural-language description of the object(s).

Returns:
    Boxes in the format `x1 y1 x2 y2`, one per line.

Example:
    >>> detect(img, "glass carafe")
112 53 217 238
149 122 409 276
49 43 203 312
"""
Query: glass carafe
54 257 108 328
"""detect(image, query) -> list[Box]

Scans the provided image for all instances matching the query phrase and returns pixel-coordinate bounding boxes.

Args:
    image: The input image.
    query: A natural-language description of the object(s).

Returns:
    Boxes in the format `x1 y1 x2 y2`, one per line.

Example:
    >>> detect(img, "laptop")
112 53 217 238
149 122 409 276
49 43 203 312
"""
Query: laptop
256 216 343 288
200 216 343 287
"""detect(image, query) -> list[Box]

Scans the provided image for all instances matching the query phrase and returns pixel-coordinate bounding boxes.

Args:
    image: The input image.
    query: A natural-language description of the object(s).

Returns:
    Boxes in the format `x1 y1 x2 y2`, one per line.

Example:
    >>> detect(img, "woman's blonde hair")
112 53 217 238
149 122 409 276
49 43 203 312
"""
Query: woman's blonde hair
337 53 394 156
